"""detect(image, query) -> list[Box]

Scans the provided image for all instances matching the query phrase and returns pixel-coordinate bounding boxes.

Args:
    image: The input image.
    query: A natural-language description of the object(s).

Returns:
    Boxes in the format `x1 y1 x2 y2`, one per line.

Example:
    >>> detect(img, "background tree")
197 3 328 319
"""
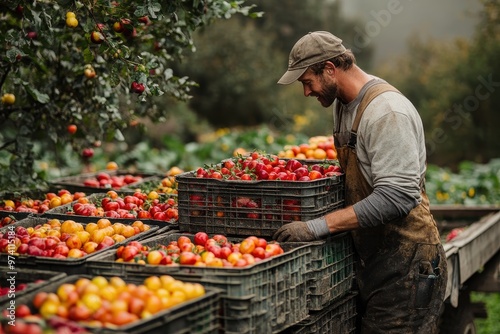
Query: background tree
0 0 259 190
376 0 500 168
176 0 373 133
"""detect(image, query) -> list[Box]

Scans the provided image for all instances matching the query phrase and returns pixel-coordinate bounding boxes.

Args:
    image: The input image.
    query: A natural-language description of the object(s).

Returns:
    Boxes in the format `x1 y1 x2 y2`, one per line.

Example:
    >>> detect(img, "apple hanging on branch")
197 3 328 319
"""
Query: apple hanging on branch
1 93 16 105
84 65 96 79
67 124 77 134
130 82 145 94
90 31 105 44
82 148 94 159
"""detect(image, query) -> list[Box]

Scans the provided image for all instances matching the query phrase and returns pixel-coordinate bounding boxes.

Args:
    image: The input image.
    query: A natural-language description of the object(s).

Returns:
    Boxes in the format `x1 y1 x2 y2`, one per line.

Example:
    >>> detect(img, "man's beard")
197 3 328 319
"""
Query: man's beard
316 81 338 107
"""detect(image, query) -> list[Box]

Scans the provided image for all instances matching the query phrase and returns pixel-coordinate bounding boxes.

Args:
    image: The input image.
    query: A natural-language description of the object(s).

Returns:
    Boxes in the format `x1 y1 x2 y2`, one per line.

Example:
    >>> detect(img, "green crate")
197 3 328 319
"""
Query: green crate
0 216 158 275
0 274 221 334
306 233 354 311
176 171 344 238
86 232 311 333
283 292 358 334
0 268 66 303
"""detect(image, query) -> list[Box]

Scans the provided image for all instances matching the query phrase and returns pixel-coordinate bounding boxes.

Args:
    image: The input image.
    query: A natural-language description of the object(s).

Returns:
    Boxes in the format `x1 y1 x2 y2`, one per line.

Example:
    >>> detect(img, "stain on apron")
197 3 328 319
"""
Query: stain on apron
334 83 447 334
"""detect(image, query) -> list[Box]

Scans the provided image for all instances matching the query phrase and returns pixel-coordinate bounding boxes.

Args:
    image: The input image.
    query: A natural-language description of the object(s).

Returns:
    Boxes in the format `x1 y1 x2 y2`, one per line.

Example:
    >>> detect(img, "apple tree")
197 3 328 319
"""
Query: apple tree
0 0 260 190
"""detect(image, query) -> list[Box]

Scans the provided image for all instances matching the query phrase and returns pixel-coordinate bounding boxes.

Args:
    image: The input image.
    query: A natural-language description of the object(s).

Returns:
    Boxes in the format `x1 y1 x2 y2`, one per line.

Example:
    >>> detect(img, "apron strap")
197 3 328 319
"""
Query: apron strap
345 82 428 192
348 83 401 148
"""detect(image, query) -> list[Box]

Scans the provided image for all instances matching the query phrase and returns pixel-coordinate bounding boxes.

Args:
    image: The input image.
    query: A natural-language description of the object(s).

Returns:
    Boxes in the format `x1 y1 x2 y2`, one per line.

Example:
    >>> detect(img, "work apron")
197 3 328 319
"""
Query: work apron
334 83 447 334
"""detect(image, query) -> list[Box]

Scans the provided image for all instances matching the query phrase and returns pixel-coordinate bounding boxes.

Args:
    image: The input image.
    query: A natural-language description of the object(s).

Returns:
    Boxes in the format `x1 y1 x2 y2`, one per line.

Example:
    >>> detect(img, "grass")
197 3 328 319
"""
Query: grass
472 292 500 334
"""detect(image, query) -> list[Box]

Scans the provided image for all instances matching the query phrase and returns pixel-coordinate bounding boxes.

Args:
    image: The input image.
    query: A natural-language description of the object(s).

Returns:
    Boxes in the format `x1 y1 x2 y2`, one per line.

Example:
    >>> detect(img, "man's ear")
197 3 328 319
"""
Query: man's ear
324 61 335 75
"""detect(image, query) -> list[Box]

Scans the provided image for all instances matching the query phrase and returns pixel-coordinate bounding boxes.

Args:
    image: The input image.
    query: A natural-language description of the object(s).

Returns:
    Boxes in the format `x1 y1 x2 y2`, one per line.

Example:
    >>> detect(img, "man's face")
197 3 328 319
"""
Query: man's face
298 69 338 107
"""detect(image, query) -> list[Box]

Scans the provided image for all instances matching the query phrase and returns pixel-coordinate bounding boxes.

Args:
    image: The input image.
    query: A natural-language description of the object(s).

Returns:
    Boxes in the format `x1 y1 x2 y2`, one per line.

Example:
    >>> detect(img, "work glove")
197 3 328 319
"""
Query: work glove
273 216 329 242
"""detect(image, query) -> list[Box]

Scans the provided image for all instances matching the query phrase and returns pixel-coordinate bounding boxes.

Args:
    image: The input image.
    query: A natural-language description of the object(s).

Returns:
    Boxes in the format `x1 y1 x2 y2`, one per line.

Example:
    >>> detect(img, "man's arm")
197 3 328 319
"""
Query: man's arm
324 205 359 234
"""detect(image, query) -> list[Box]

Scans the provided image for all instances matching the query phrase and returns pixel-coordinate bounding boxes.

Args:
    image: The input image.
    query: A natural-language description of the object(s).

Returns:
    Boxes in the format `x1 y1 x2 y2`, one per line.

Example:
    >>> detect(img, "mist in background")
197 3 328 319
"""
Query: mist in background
339 0 482 67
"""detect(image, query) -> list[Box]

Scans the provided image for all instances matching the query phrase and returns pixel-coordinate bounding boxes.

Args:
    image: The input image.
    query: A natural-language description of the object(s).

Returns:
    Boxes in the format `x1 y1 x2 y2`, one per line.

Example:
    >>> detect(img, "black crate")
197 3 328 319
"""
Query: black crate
0 216 158 275
86 232 311 334
176 171 344 238
41 193 178 233
306 233 354 311
283 292 358 334
0 211 30 226
49 170 159 193
0 189 48 219
0 274 221 334
0 268 66 303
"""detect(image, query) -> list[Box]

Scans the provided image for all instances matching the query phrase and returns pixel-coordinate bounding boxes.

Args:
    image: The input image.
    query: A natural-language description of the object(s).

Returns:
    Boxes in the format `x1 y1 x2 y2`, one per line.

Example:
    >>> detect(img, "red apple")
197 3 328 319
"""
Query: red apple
82 148 94 159
206 244 221 258
121 245 139 261
67 124 77 134
17 244 29 254
130 81 145 94
27 31 37 39
96 236 115 250
27 245 44 256
219 246 232 260
194 232 209 246
44 237 59 250
28 237 46 250
54 244 69 257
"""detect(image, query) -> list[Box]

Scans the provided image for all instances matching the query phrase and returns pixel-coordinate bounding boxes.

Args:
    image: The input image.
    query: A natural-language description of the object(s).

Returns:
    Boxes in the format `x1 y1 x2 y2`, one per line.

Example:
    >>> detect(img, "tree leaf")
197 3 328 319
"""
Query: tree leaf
24 85 50 104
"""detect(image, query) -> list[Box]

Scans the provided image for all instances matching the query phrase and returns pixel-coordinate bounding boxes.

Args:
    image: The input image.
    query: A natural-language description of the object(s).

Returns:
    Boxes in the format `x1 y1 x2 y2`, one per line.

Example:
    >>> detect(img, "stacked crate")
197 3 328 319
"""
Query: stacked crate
86 232 311 333
1 161 357 333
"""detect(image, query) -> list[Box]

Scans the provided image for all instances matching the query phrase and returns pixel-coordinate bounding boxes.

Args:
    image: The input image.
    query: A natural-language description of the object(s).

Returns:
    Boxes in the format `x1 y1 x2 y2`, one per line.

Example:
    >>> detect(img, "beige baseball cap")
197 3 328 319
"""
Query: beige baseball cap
278 31 347 85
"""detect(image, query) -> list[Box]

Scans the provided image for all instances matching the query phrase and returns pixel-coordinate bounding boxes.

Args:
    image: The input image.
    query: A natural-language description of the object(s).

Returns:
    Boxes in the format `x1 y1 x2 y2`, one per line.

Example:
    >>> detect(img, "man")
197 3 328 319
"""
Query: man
273 31 447 334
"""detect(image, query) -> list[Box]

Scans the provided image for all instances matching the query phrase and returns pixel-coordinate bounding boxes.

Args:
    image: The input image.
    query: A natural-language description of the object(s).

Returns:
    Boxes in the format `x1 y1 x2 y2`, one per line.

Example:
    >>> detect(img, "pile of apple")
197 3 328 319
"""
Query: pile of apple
131 175 179 195
7 275 205 329
119 167 184 197
278 135 338 160
67 190 178 222
0 315 91 334
0 189 86 214
1 216 16 227
0 218 150 258
194 151 342 181
0 281 38 296
115 232 284 268
81 172 143 189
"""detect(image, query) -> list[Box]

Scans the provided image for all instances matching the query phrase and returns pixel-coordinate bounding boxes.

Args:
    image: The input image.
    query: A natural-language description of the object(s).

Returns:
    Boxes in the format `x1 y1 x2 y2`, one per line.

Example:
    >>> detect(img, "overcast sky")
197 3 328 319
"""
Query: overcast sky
339 0 482 66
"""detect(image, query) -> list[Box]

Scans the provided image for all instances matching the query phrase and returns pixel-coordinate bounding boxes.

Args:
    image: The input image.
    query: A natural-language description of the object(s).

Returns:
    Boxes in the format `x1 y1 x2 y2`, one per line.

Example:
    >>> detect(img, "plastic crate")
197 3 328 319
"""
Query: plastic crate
176 171 344 238
49 170 159 193
0 211 29 226
121 175 178 195
306 233 354 311
0 189 49 219
0 268 66 303
41 193 178 232
86 232 311 333
0 274 221 334
283 292 358 334
0 216 158 275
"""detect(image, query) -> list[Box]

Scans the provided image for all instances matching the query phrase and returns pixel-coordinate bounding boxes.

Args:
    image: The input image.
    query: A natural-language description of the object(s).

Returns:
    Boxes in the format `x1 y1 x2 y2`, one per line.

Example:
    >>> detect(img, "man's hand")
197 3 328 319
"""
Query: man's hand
273 221 317 242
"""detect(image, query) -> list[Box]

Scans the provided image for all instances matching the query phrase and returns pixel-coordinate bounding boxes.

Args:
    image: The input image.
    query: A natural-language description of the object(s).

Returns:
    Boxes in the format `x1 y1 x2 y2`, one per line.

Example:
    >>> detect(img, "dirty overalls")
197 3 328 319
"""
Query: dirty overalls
334 83 447 334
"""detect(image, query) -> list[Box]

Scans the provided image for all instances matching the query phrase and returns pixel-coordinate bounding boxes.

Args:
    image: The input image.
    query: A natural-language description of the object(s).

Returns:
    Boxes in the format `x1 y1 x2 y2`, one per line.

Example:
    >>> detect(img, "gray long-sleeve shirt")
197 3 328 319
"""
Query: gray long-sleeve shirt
333 78 426 228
